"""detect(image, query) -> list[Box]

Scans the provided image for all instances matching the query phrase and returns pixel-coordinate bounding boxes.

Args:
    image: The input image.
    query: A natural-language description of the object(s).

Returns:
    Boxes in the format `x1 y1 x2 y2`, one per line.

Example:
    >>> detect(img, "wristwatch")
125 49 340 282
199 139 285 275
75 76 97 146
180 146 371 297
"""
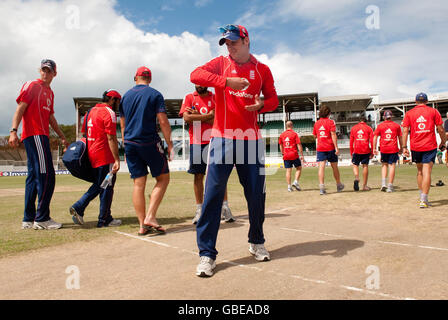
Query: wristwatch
10 128 17 133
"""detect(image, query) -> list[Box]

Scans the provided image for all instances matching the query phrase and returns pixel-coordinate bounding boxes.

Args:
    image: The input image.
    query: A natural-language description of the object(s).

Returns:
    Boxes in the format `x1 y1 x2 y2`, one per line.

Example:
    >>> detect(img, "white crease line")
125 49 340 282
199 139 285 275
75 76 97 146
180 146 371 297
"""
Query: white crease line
114 230 416 300
281 228 448 253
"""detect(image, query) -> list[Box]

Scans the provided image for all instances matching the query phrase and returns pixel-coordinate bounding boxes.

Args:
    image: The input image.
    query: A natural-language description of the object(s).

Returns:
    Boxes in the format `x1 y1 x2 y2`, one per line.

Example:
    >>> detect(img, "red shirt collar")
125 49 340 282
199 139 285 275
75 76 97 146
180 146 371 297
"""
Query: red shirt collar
415 104 427 108
228 54 258 66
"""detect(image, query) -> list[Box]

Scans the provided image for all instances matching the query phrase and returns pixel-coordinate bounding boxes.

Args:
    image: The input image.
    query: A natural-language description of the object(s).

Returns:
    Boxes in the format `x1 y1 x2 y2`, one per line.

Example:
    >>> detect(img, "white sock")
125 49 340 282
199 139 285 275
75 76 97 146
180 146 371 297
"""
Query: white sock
222 201 228 207
293 180 298 185
421 194 428 202
382 178 387 186
319 184 325 190
197 203 202 209
288 184 292 189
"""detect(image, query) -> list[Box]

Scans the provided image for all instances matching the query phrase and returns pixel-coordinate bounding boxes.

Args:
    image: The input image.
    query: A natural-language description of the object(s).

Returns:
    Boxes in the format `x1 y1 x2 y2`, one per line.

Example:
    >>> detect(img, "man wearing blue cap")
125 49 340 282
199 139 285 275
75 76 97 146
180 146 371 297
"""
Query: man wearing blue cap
191 24 279 277
402 93 446 208
9 59 69 230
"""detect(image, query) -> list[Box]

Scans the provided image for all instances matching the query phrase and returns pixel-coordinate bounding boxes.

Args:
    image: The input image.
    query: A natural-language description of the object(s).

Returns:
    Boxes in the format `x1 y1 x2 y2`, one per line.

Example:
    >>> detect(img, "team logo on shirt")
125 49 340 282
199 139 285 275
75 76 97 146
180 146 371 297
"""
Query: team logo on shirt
357 130 364 139
200 107 208 115
285 137 290 147
385 129 392 140
416 116 429 132
250 70 255 80
231 70 237 74
319 126 326 136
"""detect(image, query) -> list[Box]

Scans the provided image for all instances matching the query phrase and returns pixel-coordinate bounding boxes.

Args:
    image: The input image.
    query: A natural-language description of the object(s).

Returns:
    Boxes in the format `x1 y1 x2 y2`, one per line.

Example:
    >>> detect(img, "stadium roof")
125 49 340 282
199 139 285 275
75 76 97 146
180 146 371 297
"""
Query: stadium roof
319 94 373 113
74 93 321 118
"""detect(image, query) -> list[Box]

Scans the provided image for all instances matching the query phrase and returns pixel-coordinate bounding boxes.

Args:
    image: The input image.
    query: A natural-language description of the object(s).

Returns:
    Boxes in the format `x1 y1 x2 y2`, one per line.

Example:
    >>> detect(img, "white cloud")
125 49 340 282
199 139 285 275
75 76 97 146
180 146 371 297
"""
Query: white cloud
0 0 213 135
194 0 213 8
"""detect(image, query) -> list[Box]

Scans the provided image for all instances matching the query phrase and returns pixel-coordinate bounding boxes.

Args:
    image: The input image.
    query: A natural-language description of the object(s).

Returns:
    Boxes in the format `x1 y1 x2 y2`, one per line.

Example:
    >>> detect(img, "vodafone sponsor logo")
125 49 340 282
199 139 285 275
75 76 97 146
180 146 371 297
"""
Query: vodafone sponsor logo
229 90 254 99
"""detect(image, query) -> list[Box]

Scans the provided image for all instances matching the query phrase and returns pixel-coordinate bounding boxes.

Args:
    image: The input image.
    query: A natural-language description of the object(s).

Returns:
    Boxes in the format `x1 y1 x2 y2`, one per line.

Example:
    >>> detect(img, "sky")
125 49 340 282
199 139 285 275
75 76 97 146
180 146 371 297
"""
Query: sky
0 0 447 135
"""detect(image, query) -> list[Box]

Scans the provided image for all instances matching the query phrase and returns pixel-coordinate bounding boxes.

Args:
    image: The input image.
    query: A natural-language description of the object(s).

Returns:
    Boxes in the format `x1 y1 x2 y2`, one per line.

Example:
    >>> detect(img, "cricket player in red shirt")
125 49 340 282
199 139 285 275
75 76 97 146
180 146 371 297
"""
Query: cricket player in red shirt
313 105 344 195
180 86 235 224
9 59 69 230
70 90 122 227
190 24 279 277
373 110 403 192
349 115 374 191
279 121 304 192
402 93 446 208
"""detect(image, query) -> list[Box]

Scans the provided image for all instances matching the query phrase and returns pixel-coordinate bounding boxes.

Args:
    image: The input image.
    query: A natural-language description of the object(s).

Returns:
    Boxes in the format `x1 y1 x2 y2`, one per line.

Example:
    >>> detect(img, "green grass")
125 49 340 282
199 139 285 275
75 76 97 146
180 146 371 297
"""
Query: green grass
1 164 447 257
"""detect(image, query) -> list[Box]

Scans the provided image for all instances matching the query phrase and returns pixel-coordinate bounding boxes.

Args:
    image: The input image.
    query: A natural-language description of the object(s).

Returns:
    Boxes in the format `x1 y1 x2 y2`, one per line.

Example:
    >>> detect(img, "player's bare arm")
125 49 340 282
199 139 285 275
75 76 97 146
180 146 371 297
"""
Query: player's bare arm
331 131 340 155
402 126 410 157
157 112 173 161
373 135 379 155
107 133 120 174
298 144 305 161
9 101 28 148
436 125 447 151
49 114 69 151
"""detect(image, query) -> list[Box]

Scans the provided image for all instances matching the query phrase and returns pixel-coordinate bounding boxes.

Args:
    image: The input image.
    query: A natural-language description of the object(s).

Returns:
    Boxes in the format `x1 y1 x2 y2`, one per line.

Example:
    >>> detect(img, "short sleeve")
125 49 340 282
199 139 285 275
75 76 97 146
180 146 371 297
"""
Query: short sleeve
103 108 117 136
402 114 410 128
330 120 336 132
434 110 443 126
179 94 191 117
155 92 166 114
16 81 36 105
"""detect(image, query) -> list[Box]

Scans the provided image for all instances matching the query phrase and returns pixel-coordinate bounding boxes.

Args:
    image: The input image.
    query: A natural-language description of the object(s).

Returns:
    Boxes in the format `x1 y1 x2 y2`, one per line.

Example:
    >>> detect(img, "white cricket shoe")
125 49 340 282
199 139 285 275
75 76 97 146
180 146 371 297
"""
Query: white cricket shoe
69 207 84 225
196 256 216 277
249 243 271 262
33 219 62 230
21 222 33 229
292 183 301 191
106 219 122 227
221 205 236 223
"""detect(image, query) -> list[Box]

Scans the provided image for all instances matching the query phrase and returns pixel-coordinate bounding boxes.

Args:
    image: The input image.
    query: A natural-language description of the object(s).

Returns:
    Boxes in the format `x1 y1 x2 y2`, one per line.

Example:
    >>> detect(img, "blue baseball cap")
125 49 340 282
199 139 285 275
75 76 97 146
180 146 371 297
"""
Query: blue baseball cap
219 24 249 46
416 92 428 102
41 59 56 72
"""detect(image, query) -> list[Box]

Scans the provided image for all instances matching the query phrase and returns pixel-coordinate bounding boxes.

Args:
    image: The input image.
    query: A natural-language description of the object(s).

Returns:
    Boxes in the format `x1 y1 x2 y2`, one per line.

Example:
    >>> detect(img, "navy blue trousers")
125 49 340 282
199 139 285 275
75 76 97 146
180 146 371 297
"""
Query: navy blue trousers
196 138 266 260
23 135 55 223
72 164 116 227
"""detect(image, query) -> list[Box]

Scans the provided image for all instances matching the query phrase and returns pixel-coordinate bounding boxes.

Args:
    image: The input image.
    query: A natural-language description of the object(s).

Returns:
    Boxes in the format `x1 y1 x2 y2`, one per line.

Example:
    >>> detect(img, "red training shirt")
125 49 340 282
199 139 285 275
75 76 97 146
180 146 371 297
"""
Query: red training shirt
81 103 117 168
313 117 336 152
279 129 301 161
374 120 402 154
402 104 443 152
179 91 215 145
349 122 374 155
16 79 55 141
190 55 278 140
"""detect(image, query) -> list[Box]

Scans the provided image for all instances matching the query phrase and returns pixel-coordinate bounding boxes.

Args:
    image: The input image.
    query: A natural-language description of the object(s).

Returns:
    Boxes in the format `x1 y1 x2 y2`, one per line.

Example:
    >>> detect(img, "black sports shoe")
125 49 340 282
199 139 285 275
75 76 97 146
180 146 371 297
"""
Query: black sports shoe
354 180 359 191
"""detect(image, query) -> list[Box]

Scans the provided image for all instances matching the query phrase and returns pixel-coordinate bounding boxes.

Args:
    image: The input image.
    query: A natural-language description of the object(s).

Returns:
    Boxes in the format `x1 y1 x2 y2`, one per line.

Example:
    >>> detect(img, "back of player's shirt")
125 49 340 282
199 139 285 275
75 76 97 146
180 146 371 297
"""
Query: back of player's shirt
279 129 300 160
119 85 166 144
82 103 117 168
16 79 55 141
402 105 442 152
349 122 373 155
374 121 402 154
313 118 336 152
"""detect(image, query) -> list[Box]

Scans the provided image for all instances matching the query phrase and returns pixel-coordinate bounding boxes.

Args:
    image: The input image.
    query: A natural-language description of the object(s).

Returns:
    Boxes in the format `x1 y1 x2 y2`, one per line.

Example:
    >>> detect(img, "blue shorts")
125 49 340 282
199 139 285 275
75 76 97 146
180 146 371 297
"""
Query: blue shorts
317 150 338 163
188 143 209 175
124 140 169 179
411 149 437 164
352 153 370 166
284 158 302 168
381 153 399 164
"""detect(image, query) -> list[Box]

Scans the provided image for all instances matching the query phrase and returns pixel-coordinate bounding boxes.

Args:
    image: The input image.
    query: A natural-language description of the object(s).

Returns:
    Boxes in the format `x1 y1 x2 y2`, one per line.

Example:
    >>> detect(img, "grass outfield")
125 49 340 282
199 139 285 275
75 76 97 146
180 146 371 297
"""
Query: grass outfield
1 164 447 258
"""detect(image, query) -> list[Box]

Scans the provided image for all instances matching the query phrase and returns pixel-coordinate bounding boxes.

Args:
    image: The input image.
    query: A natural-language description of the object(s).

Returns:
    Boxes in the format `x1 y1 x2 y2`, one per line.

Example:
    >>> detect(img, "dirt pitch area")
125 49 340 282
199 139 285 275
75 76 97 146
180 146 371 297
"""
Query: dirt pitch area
0 180 447 300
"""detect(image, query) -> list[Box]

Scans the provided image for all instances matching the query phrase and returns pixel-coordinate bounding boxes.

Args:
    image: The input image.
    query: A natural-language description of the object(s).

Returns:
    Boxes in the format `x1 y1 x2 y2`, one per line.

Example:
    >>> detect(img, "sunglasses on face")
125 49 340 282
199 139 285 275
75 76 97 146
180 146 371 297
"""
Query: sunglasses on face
219 24 248 39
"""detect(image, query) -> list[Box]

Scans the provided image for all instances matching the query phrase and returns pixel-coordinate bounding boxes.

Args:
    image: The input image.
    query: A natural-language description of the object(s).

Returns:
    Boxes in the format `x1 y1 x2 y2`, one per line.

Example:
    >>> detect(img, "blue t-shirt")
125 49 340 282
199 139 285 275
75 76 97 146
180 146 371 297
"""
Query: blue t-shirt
119 85 166 144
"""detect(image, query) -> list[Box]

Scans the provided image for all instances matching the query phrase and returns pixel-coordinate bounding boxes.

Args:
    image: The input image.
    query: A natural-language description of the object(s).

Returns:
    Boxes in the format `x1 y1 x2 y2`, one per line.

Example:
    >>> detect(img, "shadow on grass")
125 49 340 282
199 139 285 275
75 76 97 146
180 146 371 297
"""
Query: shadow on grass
216 239 364 273
426 199 448 207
